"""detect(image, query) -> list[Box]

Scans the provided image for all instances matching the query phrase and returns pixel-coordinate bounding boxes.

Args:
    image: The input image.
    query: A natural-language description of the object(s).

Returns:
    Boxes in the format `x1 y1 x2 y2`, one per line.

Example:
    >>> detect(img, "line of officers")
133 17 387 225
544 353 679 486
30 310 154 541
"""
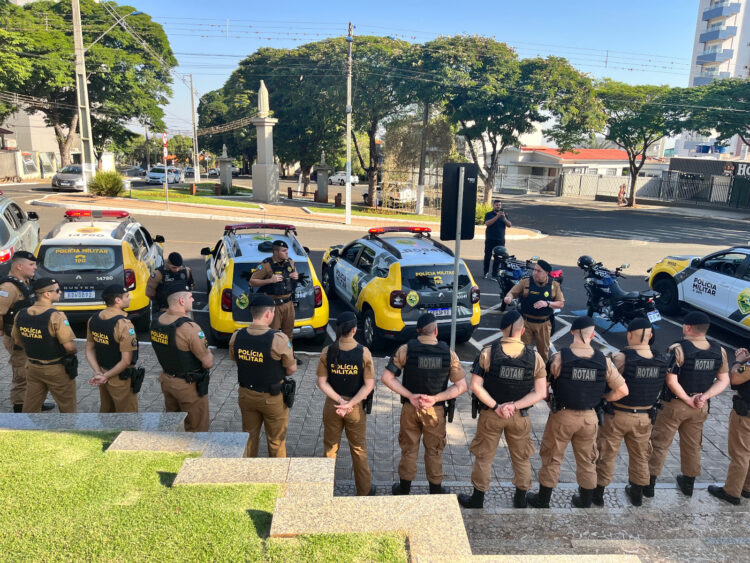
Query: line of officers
3 250 750 508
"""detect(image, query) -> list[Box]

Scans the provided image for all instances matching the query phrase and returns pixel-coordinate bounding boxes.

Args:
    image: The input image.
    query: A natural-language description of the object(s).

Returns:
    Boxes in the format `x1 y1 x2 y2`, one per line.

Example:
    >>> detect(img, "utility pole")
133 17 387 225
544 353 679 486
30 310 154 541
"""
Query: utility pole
72 0 96 193
144 125 150 171
190 74 201 184
345 22 353 225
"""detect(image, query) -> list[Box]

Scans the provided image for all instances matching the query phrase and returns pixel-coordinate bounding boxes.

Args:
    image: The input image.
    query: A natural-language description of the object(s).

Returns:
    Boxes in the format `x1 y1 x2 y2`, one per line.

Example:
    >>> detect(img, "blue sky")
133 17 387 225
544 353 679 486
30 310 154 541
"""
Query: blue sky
127 0 700 133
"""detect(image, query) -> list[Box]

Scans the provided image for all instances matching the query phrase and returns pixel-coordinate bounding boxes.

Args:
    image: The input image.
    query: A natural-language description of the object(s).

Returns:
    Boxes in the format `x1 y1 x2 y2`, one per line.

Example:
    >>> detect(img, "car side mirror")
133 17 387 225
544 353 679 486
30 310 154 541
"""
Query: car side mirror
154 235 165 244
303 246 310 254
27 211 39 220
329 248 340 258
691 258 701 267
200 247 212 256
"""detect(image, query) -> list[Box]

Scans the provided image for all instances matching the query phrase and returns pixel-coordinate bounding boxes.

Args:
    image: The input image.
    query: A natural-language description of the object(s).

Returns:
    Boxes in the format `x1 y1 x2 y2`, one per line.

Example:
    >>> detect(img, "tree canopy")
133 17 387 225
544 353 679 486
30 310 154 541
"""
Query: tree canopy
683 78 750 148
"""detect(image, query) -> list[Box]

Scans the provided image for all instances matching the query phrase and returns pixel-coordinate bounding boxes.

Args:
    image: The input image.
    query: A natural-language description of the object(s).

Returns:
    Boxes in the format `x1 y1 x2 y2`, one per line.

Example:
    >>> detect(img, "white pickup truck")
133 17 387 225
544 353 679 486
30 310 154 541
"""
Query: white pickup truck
328 171 359 185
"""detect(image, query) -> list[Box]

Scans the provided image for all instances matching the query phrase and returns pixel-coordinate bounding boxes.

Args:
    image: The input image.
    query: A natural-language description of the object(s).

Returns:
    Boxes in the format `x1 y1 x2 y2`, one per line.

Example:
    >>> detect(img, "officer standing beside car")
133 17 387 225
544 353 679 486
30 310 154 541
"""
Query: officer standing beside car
647 311 729 498
317 311 376 496
503 259 564 363
483 199 511 279
13 278 78 413
459 311 547 510
151 284 213 431
229 294 296 457
85 285 139 413
382 312 468 496
146 252 194 312
249 240 299 341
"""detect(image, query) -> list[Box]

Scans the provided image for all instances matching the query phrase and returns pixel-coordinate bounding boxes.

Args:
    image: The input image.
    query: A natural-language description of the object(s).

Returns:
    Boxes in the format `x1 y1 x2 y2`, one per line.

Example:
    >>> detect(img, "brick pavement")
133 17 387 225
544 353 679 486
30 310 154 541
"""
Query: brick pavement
0 341 735 490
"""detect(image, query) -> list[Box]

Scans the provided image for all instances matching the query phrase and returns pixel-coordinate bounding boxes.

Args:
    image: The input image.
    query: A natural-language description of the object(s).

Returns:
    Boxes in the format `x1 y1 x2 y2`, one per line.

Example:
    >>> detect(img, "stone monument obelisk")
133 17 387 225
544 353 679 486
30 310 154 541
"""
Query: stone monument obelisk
251 80 279 203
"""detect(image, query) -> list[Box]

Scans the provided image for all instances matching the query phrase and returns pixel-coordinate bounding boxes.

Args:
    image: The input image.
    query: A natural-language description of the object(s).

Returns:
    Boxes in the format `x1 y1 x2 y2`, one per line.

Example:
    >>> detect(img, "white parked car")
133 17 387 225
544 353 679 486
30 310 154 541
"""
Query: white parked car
207 168 219 177
328 171 358 185
147 166 181 184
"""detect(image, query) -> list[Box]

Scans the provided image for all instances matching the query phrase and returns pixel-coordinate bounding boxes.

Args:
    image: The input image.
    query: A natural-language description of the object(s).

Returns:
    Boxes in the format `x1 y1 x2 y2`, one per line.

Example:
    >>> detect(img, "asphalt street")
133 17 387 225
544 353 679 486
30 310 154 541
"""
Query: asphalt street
6 183 746 362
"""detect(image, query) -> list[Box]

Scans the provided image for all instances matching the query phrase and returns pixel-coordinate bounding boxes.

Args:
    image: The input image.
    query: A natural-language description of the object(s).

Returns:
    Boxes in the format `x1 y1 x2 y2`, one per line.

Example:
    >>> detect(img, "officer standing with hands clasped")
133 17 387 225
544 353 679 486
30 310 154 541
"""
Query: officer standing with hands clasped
151 284 213 432
527 316 629 508
85 285 139 413
459 310 547 509
250 240 298 341
13 278 78 413
594 318 667 507
483 199 512 279
382 312 468 496
503 259 564 363
317 311 376 496
708 346 750 505
229 293 296 457
647 311 729 498
146 252 194 312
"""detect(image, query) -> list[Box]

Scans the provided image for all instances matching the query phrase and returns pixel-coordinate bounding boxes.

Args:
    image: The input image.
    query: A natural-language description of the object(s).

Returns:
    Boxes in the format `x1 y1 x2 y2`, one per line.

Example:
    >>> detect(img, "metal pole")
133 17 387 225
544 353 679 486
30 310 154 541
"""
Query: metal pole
345 22 353 225
190 74 201 184
72 0 96 193
144 125 150 172
450 166 465 351
163 131 169 211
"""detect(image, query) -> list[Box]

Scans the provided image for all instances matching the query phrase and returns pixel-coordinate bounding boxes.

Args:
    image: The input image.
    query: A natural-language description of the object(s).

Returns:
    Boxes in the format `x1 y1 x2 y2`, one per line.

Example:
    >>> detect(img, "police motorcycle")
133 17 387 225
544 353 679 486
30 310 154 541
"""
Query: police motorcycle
578 255 661 333
491 247 565 313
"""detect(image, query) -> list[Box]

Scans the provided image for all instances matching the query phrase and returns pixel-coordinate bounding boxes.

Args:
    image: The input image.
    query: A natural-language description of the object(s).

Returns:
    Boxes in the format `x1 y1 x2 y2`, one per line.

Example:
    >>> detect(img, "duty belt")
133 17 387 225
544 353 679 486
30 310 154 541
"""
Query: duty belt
612 405 651 414
270 296 292 305
240 381 282 395
523 315 549 324
28 357 64 366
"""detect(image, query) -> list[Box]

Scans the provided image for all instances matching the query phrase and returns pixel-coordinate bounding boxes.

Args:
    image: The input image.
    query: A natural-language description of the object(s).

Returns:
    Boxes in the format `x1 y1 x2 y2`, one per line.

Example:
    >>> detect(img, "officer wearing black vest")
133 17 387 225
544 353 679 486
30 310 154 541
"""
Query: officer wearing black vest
317 311 376 496
459 310 547 509
709 346 750 505
229 293 296 457
85 284 139 413
249 240 299 341
13 278 78 413
648 311 729 498
151 283 213 432
382 313 468 496
527 316 628 508
146 252 194 312
595 317 667 507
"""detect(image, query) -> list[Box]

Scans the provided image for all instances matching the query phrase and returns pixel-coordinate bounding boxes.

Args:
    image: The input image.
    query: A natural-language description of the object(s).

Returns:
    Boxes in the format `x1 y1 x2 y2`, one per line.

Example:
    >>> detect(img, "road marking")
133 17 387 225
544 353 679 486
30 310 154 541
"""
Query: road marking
550 316 571 343
468 337 482 351
192 306 209 313
481 302 504 313
474 327 497 332
326 324 336 342
592 332 619 355
477 332 502 347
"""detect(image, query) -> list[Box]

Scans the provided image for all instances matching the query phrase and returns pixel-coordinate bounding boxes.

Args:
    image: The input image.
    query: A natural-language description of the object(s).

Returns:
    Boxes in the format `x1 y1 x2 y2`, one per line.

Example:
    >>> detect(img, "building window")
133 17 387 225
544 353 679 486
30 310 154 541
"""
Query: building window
606 168 617 176
587 168 599 175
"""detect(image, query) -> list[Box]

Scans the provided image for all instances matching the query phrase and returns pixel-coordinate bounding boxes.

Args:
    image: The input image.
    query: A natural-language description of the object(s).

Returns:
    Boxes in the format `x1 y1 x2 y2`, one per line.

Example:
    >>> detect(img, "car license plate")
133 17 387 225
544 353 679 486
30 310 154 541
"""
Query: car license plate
429 307 451 317
64 290 95 300
647 311 661 322
60 181 70 186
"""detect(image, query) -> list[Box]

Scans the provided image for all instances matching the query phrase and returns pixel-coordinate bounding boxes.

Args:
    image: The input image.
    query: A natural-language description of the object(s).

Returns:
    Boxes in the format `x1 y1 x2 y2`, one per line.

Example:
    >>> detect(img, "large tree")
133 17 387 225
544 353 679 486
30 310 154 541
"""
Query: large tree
683 78 750 149
2 0 174 166
167 134 193 163
0 21 33 119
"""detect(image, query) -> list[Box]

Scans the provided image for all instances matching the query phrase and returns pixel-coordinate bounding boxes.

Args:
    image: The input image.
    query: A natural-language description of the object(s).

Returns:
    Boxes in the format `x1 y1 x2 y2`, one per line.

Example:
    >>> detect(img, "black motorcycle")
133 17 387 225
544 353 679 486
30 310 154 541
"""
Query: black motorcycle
578 255 661 333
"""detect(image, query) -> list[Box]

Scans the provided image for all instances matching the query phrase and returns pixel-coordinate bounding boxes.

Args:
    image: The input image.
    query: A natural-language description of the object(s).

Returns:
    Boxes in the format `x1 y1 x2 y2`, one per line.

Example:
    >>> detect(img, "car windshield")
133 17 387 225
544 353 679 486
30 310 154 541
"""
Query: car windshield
40 246 119 272
402 264 471 290
59 165 81 174
150 167 165 174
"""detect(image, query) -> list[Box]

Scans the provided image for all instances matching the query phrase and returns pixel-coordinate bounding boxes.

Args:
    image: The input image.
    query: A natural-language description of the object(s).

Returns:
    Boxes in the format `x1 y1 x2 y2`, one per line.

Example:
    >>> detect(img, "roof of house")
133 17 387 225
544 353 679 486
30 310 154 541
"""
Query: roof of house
520 147 630 161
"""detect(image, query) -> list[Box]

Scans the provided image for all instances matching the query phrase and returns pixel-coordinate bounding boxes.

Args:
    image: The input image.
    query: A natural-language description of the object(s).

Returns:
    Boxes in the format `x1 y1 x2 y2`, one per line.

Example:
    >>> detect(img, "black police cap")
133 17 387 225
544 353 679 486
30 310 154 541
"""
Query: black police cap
537 259 552 273
417 312 437 330
167 252 183 267
163 282 191 298
627 317 652 332
499 310 522 330
339 311 357 325
272 240 288 249
12 250 36 262
32 277 58 292
102 284 128 299
683 311 710 326
251 293 275 307
571 316 596 330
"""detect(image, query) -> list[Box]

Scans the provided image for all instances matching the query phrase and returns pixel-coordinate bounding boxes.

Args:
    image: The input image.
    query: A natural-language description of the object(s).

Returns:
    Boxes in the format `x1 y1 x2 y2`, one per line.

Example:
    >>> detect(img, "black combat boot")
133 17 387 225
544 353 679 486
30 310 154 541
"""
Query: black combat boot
625 482 643 507
429 482 451 494
742 490 750 499
643 475 657 498
526 486 553 508
708 485 740 506
513 488 528 509
391 479 411 495
676 475 695 497
367 485 377 496
592 485 605 507
457 488 484 509
12 404 22 413
42 402 56 412
571 487 595 508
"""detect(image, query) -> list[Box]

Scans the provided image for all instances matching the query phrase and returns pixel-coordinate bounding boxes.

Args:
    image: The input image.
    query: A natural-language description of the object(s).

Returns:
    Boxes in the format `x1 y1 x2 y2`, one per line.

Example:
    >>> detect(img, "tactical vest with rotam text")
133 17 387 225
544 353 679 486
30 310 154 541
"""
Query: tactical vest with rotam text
553 348 607 410
618 348 667 407
402 339 451 396
483 342 535 403
677 339 722 396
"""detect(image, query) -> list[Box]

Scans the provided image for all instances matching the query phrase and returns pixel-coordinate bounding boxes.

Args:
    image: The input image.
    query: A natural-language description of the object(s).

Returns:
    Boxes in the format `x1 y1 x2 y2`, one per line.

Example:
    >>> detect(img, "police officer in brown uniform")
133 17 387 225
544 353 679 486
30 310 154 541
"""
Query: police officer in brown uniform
527 316 628 508
151 285 213 432
85 285 139 413
594 317 667 507
229 293 296 457
459 311 547 509
647 311 729 497
317 311 376 496
13 278 78 413
503 259 564 363
708 347 750 505
382 313 468 495
146 252 194 312
249 240 298 341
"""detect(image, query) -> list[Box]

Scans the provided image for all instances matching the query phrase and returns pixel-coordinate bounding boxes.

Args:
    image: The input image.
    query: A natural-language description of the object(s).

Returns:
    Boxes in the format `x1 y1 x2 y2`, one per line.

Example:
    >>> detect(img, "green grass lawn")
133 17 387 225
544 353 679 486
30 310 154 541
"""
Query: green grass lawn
129 188 260 209
310 205 442 223
0 431 406 561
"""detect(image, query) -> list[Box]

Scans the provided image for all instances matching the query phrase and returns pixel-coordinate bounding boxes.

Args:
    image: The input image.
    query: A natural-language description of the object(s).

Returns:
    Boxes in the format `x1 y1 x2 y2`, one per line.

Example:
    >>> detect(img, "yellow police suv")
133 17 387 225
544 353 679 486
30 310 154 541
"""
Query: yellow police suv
201 223 329 343
35 210 165 330
321 226 481 349
648 245 750 334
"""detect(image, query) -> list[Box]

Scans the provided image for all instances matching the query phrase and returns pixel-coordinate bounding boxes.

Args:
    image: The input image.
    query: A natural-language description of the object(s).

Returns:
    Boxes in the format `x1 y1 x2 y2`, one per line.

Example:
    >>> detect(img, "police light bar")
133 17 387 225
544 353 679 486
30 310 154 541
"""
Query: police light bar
368 226 431 234
64 209 130 219
224 222 296 232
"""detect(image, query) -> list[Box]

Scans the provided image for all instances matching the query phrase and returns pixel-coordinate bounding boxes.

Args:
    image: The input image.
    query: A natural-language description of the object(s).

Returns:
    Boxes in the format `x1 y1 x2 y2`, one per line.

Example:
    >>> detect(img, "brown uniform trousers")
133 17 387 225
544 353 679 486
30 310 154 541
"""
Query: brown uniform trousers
596 411 653 487
323 396 372 495
648 399 709 478
23 361 76 413
99 375 138 413
270 299 295 341
724 410 750 498
470 408 534 491
4 334 27 405
539 408 599 489
159 373 209 432
522 319 551 363
398 401 447 484
238 387 288 457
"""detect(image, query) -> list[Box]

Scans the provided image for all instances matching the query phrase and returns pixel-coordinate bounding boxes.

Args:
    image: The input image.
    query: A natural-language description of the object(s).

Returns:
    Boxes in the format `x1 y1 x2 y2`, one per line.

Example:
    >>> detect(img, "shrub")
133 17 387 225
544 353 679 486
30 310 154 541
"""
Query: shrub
475 202 492 225
88 171 124 196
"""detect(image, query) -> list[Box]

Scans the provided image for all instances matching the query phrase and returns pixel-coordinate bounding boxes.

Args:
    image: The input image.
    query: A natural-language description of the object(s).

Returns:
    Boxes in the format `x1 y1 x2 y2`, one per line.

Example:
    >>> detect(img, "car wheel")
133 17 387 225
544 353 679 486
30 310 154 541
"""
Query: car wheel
362 308 382 351
455 326 474 344
328 179 333 185
321 266 334 299
653 278 680 315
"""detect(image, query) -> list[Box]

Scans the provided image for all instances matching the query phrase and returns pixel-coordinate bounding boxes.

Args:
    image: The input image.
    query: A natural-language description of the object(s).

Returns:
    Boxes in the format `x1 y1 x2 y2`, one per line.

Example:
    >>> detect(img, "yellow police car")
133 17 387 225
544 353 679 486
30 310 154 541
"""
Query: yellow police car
201 223 329 343
35 209 165 329
321 226 481 349
648 245 750 333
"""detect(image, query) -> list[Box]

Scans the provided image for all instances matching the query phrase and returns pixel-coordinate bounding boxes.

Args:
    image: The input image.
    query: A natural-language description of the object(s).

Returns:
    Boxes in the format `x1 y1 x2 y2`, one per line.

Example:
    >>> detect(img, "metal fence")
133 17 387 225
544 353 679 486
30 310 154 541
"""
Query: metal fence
494 173 557 193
